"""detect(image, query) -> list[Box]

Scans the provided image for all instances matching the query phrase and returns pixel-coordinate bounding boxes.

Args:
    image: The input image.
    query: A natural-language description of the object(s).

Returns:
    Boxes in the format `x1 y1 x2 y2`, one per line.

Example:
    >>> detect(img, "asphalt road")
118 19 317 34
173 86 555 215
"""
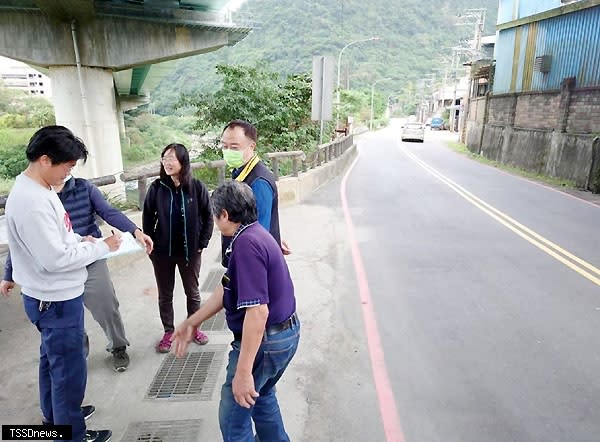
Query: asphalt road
2 125 599 442
342 124 600 442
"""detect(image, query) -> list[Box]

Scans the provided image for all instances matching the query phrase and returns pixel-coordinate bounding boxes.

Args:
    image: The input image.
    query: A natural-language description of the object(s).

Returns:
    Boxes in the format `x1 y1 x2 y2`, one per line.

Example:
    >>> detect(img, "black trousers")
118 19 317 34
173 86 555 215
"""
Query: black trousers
150 252 202 332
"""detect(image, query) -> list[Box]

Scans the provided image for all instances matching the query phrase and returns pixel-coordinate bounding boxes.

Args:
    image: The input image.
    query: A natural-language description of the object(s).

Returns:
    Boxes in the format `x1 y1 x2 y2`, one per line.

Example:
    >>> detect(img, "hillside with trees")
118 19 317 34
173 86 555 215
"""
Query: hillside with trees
152 0 499 113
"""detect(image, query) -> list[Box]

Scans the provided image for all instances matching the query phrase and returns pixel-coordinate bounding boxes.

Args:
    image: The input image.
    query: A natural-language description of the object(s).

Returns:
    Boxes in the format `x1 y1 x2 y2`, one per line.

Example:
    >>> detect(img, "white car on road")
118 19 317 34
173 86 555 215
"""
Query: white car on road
401 122 425 142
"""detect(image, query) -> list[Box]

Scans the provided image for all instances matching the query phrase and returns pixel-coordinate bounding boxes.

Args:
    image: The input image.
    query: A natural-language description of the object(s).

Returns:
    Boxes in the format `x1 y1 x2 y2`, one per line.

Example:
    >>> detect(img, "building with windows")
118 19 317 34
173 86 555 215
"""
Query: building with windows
0 56 52 98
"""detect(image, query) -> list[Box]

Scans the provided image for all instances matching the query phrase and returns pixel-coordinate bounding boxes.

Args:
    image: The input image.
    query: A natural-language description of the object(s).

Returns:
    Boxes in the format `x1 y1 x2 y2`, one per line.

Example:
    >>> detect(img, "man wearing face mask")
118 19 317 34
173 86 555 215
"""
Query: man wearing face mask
220 120 290 266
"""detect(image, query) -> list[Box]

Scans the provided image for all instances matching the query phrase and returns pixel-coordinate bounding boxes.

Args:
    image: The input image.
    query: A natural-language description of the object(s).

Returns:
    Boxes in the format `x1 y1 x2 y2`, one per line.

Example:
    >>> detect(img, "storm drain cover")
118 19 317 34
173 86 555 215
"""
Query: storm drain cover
146 346 226 401
200 267 225 293
200 310 228 332
120 419 202 442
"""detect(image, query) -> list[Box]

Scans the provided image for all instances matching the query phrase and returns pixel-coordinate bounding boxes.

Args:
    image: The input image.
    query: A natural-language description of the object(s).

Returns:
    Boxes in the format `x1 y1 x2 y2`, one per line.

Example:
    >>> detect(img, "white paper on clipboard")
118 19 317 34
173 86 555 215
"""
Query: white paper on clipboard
100 231 144 259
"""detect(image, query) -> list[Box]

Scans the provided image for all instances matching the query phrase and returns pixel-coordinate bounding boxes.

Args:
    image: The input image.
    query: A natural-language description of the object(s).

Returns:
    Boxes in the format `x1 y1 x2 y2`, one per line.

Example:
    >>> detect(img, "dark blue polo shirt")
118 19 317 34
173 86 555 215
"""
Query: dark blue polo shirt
223 223 295 336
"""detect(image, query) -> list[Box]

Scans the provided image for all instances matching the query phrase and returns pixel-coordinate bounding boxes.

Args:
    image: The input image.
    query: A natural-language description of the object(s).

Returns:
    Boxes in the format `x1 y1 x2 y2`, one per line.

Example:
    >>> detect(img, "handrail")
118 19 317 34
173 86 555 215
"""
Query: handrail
265 151 306 181
1 135 354 211
0 174 116 210
121 160 227 209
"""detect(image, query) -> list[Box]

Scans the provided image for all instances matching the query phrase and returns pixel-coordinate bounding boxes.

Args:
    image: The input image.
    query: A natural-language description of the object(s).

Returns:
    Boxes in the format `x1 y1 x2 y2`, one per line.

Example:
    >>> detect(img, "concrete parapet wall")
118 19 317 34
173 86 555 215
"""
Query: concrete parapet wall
501 127 551 173
465 121 483 154
276 144 357 205
545 133 598 188
466 122 598 189
480 124 505 162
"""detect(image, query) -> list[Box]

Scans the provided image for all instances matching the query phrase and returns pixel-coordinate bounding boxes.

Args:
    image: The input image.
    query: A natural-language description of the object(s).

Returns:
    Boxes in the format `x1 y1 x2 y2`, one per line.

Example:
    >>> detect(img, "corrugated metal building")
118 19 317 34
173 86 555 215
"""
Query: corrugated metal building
494 0 600 93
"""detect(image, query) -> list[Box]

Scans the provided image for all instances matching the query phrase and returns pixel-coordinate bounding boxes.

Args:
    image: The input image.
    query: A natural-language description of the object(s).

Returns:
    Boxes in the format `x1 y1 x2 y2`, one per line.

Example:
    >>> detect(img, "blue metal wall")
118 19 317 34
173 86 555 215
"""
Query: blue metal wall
494 6 600 93
498 0 562 24
494 28 516 90
497 0 515 24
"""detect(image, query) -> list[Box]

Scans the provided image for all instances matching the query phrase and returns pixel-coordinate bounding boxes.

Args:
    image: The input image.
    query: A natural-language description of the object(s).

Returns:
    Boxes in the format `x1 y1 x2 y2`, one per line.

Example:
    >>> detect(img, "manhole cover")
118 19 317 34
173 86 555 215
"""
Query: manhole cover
146 346 226 401
120 419 202 442
200 267 225 293
199 310 228 332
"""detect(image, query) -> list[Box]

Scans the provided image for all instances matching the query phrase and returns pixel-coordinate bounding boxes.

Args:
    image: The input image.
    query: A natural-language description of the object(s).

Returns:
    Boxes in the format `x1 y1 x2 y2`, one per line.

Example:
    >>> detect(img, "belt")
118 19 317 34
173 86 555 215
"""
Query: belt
265 312 298 336
233 312 298 341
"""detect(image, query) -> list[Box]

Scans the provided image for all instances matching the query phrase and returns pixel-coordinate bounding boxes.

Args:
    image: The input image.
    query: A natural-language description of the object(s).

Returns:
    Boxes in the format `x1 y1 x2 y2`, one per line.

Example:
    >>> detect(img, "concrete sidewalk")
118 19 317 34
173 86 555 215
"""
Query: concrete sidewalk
0 184 382 442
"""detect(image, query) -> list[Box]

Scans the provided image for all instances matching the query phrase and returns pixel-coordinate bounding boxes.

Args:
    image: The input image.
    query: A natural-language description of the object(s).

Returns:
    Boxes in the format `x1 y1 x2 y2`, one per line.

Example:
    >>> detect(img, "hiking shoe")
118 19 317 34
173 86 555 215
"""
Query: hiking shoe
42 404 95 425
193 329 209 345
112 347 130 372
84 429 112 442
156 332 173 353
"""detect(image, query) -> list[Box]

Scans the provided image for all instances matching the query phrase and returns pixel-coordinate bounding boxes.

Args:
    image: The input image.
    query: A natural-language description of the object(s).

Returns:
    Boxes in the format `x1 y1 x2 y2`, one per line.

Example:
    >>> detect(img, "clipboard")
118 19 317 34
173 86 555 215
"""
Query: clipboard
100 231 144 259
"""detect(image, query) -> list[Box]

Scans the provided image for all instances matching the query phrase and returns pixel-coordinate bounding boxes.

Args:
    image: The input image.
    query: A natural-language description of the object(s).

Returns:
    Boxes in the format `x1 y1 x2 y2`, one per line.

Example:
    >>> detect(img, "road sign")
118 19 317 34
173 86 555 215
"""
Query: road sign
311 56 334 121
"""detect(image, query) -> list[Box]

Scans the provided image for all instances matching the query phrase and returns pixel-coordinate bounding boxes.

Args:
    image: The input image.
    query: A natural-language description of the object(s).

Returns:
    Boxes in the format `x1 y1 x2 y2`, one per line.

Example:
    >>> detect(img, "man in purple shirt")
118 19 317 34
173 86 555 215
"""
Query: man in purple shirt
172 180 300 442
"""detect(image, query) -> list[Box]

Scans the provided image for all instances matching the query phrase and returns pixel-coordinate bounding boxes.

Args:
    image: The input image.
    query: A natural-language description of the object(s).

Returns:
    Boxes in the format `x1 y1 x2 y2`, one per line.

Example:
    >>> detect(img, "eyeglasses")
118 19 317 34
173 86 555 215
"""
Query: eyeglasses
161 156 178 163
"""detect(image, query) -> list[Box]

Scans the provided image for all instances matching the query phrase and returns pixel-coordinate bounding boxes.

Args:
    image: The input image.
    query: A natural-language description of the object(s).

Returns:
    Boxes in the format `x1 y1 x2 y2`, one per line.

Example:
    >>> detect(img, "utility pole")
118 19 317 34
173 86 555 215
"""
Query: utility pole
457 8 486 57
455 8 487 137
451 49 457 132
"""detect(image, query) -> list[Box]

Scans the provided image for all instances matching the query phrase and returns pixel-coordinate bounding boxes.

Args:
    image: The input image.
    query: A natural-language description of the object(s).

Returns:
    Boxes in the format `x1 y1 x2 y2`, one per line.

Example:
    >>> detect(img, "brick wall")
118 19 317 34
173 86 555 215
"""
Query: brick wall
514 92 561 129
567 88 600 133
466 86 600 134
488 95 515 125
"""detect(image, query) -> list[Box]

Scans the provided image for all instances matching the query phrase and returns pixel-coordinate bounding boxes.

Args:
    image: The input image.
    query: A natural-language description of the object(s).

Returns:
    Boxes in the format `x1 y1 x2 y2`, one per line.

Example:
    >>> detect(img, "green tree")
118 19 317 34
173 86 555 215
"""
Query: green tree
121 113 193 166
0 80 55 128
26 97 56 127
184 64 320 153
0 114 27 129
0 128 34 178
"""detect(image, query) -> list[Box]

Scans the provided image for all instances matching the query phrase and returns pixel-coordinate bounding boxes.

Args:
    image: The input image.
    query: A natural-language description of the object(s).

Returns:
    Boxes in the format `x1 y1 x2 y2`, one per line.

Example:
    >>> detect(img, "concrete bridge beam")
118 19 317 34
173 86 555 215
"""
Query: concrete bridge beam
0 10 245 179
0 12 233 69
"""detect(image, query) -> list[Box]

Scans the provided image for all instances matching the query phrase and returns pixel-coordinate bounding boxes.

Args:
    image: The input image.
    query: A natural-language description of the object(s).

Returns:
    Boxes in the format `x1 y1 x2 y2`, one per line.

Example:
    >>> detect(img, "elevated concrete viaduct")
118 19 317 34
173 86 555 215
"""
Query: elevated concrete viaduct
0 0 250 179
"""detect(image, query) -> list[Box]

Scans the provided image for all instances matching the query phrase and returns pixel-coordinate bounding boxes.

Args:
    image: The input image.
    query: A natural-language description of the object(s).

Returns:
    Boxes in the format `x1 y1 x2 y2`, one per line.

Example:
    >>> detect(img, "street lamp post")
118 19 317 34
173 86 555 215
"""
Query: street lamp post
336 36 380 128
370 77 391 131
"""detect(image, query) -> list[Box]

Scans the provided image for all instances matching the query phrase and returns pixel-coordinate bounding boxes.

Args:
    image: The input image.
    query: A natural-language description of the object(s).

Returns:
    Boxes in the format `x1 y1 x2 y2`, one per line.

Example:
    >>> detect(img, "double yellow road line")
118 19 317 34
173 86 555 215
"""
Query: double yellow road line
399 145 600 287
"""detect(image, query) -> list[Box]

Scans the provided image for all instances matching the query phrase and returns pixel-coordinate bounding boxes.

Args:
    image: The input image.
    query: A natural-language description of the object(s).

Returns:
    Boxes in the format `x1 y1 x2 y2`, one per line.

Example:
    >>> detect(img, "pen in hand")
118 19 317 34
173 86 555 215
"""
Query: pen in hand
104 229 122 252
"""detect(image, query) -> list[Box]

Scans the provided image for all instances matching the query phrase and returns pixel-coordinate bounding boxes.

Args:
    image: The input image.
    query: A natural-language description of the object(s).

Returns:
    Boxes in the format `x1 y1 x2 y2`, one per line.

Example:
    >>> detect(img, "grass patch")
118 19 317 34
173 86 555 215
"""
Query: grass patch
446 141 576 189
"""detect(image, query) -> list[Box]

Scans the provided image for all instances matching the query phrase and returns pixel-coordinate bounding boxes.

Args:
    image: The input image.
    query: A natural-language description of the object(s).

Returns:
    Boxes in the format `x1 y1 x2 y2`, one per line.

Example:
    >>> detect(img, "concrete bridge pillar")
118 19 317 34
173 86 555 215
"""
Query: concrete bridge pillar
50 66 122 179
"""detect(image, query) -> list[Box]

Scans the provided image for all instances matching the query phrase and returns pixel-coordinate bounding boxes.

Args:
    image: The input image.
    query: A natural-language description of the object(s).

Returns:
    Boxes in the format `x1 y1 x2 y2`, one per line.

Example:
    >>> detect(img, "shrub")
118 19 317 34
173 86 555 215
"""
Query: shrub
0 128 35 178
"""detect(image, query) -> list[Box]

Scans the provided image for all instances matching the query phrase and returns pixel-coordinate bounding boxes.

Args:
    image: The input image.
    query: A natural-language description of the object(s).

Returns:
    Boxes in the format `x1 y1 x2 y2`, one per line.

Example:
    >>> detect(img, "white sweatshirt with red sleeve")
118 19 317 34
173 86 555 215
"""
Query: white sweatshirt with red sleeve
5 173 109 301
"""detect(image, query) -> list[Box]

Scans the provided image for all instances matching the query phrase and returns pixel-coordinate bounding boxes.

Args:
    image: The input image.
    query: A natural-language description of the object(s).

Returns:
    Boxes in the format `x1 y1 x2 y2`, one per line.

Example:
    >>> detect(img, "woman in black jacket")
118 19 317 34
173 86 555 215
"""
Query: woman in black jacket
142 143 214 353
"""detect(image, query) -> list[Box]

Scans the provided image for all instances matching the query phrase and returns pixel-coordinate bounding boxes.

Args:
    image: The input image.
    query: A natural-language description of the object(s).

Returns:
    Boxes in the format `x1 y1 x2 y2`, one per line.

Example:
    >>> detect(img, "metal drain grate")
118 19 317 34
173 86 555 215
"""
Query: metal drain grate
200 267 225 293
120 419 202 442
200 310 228 332
146 346 226 401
